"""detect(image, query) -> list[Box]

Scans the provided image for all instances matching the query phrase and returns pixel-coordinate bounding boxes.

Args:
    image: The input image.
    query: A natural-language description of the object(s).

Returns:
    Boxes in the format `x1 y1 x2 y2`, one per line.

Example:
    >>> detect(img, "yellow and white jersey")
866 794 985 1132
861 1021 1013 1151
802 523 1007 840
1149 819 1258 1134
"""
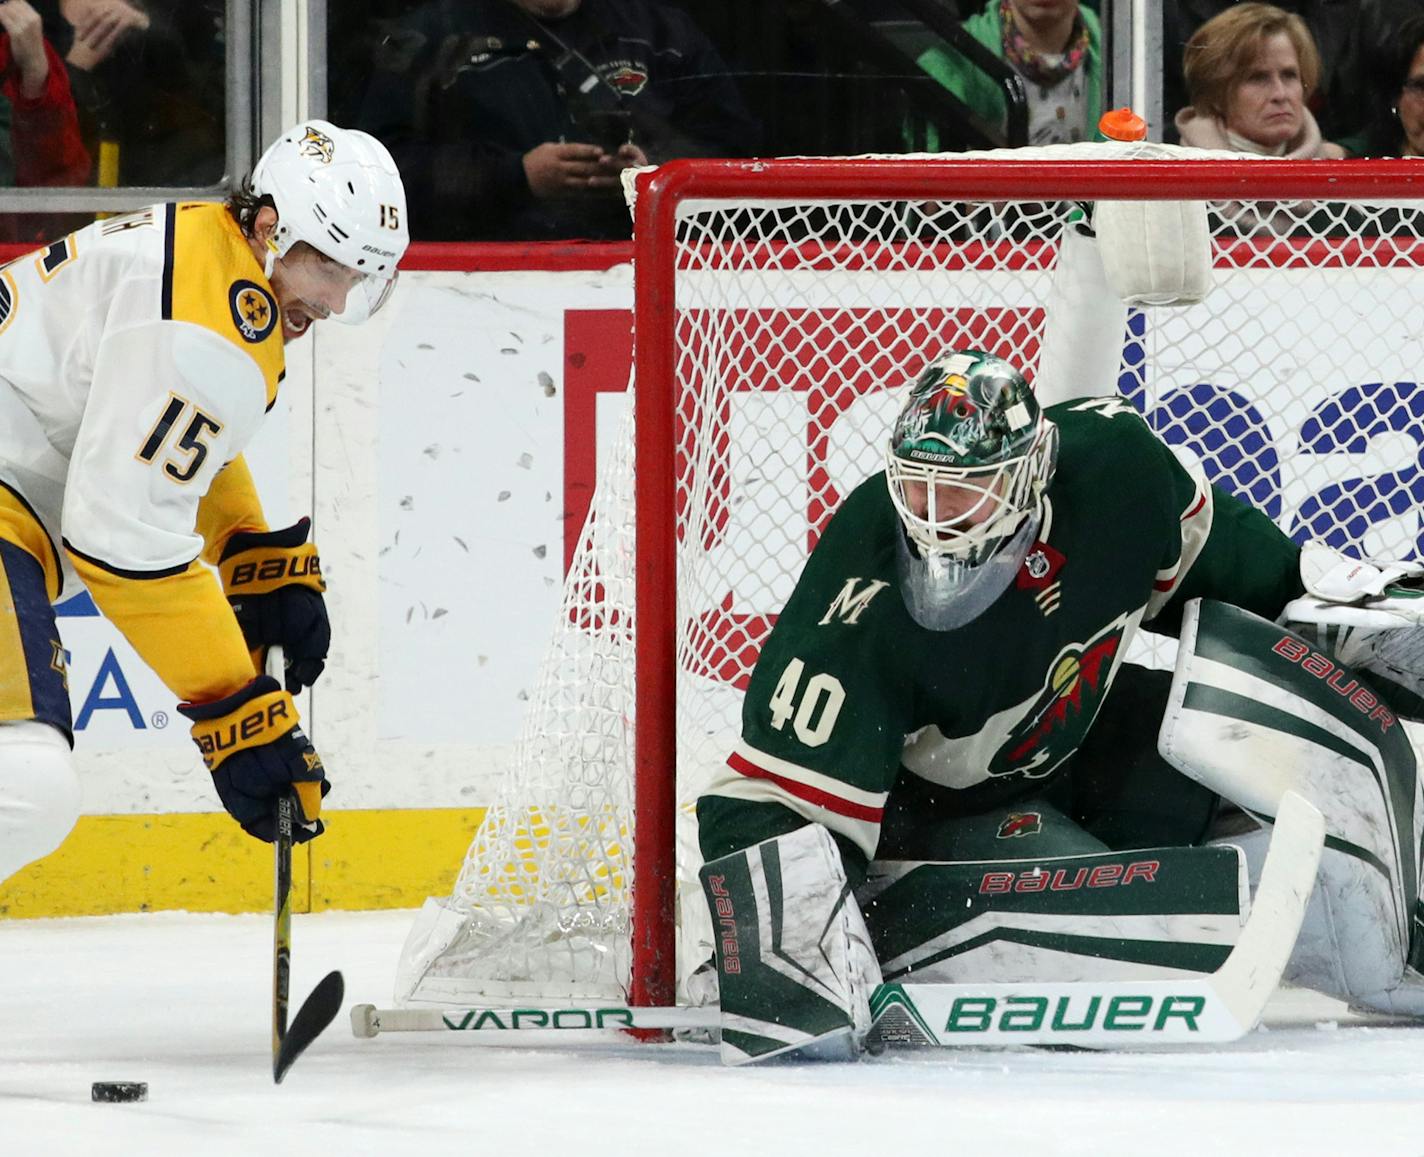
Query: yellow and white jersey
0 202 284 704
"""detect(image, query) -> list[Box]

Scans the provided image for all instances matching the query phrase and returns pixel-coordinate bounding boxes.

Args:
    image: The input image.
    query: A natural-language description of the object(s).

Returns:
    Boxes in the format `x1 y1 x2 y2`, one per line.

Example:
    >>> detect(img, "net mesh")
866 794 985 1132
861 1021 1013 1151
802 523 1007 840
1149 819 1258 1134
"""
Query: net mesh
399 145 1424 1005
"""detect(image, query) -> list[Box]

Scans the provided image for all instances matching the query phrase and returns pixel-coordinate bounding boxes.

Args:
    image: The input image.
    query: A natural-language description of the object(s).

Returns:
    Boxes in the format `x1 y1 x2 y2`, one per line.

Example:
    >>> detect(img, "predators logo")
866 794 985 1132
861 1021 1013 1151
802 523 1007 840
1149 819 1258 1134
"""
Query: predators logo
229 280 277 343
985 615 1130 780
298 125 335 164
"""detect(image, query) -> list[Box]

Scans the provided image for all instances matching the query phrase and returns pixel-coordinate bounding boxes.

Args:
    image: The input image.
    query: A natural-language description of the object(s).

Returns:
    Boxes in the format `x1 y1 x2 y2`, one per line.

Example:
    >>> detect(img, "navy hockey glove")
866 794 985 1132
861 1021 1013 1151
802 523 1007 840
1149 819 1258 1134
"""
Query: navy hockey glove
179 675 329 843
219 517 329 692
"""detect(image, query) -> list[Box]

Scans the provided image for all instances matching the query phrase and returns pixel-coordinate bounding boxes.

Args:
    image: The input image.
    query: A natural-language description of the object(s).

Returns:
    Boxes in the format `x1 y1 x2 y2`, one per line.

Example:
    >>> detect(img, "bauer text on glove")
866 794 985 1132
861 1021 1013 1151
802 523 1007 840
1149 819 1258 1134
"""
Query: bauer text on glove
218 517 329 692
179 675 329 842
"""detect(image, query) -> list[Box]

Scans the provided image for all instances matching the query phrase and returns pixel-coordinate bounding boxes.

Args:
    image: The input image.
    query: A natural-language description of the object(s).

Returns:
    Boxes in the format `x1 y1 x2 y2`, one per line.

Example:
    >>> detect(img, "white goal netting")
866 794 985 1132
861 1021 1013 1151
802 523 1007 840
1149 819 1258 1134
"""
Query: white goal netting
397 143 1424 1007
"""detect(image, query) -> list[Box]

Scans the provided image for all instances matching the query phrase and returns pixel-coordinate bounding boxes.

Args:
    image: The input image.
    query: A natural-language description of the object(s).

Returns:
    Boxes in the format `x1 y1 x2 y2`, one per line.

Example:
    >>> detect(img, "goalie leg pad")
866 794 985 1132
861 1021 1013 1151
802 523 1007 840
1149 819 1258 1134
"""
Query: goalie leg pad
1160 597 1420 999
699 824 882 1065
860 835 1247 984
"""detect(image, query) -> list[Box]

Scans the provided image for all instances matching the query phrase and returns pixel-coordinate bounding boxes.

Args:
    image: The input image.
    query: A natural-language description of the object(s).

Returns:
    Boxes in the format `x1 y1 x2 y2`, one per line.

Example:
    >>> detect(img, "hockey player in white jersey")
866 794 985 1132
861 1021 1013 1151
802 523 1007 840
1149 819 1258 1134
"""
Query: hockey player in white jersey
0 120 409 882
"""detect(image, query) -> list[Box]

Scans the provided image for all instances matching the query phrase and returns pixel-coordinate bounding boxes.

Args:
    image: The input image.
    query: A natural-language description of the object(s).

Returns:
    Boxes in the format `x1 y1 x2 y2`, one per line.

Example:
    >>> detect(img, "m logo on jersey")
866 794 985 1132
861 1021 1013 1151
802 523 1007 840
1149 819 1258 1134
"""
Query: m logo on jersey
985 616 1129 780
298 125 335 164
230 280 277 343
996 811 1042 839
818 578 890 626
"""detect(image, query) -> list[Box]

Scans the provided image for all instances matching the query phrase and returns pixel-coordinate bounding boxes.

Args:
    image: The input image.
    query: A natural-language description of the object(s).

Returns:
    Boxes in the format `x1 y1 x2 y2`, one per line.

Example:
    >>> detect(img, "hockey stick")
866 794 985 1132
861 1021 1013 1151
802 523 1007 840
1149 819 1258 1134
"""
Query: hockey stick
269 646 345 1083
351 791 1325 1049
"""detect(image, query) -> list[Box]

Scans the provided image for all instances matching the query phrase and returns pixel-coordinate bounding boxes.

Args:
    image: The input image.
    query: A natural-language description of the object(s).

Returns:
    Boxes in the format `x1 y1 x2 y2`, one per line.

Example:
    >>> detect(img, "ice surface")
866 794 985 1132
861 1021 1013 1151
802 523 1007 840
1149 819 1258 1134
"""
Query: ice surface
3 910 1424 1156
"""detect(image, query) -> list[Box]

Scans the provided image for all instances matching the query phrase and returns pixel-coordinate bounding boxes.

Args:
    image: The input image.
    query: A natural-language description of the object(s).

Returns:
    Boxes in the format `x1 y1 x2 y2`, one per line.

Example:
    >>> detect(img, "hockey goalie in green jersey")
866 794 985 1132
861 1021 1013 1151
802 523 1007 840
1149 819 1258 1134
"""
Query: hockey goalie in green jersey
696 348 1424 1064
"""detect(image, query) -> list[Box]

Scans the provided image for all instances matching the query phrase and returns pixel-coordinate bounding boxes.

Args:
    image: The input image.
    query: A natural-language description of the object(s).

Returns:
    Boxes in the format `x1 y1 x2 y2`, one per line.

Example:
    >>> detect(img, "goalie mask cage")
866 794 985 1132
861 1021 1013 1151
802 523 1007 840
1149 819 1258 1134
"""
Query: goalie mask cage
397 144 1424 1011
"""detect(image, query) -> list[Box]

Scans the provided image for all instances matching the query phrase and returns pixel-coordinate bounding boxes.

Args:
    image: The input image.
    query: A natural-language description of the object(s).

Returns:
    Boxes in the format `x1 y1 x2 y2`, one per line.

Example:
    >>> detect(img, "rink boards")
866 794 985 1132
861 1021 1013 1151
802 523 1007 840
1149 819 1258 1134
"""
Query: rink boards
7 242 1424 916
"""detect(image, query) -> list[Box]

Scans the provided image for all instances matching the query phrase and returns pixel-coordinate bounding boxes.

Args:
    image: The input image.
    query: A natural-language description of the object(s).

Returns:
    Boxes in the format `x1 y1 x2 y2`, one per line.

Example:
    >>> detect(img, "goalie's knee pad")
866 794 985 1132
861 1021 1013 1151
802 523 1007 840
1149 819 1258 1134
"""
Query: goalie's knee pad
699 824 881 1065
0 720 80 883
1161 598 1418 999
861 838 1248 984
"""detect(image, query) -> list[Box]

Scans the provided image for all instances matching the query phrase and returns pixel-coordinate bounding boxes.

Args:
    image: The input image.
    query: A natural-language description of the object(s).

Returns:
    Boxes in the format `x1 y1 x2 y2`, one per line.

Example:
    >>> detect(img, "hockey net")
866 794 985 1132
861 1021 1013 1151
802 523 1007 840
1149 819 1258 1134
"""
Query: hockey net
397 142 1424 1008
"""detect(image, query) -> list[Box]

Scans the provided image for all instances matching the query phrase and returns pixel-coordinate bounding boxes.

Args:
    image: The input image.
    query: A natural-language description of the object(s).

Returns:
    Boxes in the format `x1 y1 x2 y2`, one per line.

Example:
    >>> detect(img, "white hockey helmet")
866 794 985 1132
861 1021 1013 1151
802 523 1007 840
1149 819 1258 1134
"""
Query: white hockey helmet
250 119 409 325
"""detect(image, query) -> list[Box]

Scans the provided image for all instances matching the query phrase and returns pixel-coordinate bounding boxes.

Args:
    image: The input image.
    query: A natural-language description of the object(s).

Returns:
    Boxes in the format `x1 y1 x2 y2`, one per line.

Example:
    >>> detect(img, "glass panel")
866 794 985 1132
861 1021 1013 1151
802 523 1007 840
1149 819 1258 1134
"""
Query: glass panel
325 1 1117 241
32 0 228 188
327 0 765 241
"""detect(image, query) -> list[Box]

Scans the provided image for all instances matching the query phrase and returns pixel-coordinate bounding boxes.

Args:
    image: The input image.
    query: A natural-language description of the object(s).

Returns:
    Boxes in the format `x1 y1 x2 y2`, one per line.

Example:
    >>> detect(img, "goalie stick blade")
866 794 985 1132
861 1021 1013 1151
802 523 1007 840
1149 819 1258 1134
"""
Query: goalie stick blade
868 790 1326 1049
274 970 345 1083
1204 791 1324 1028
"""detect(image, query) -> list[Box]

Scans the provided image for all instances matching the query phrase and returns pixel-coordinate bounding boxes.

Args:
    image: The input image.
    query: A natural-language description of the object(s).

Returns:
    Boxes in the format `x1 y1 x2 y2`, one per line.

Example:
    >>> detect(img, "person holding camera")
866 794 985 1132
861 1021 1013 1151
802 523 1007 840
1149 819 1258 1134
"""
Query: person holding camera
354 0 760 241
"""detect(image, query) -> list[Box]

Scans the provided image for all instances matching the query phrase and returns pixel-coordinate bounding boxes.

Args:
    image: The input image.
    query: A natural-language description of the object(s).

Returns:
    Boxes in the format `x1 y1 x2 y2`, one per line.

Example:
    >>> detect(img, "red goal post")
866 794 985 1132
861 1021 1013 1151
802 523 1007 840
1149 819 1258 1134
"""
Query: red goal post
397 147 1424 1013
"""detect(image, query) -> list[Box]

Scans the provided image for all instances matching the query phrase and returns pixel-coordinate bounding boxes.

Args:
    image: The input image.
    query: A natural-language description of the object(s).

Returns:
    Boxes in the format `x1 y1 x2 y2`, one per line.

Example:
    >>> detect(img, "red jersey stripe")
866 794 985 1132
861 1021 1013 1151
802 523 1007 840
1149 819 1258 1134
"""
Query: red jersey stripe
726 750 885 823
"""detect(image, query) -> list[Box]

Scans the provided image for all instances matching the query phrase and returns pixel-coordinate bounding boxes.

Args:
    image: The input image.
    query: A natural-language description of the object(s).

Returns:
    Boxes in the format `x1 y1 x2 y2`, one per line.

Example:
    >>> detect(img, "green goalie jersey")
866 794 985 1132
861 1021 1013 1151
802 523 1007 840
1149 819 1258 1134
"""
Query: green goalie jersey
697 396 1305 878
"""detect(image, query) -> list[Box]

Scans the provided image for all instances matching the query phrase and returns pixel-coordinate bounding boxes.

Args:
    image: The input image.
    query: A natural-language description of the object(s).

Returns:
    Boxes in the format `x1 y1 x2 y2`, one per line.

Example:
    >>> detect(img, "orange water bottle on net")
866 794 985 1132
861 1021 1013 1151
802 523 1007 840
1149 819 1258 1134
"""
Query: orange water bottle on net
1098 107 1148 142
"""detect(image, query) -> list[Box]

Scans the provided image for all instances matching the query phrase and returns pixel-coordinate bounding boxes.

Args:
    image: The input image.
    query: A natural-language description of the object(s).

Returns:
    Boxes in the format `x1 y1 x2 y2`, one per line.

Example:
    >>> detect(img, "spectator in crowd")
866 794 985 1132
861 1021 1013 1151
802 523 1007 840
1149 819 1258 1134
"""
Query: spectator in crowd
1164 0 1420 148
0 0 87 185
0 0 89 243
915 0 1104 147
43 0 225 187
355 0 762 241
1352 13 1424 157
1174 3 1345 157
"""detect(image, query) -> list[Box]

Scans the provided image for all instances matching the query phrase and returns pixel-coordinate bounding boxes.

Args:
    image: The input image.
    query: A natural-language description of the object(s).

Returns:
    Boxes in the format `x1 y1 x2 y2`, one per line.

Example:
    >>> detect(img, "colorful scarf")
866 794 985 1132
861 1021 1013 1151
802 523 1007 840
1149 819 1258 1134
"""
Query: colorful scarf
1001 0 1089 88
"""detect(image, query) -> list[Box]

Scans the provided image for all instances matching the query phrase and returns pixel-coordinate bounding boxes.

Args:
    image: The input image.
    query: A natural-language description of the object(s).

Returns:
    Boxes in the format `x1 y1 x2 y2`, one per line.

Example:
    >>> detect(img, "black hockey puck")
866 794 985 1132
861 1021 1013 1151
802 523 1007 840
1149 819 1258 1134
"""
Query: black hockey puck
91 1081 147 1103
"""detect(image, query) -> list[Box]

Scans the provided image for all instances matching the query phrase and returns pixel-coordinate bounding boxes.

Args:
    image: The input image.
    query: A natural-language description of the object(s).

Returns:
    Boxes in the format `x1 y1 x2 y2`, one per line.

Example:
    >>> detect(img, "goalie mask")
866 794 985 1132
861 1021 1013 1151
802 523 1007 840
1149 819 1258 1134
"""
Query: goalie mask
251 120 409 325
886 351 1058 631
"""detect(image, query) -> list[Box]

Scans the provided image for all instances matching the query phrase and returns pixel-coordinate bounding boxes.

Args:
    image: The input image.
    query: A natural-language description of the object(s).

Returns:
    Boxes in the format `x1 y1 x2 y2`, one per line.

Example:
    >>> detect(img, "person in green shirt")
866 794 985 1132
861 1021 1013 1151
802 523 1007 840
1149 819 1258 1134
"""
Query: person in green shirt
917 0 1103 148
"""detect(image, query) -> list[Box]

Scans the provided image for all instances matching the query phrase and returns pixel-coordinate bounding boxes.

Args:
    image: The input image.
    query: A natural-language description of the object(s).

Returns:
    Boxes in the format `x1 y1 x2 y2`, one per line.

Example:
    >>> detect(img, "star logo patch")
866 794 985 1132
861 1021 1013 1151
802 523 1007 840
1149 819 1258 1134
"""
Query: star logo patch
229 279 278 343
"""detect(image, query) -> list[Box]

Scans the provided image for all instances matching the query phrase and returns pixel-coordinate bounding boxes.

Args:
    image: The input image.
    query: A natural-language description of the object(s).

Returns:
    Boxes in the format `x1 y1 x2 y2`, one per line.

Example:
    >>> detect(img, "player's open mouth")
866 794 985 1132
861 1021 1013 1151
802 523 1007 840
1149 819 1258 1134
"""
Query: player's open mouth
282 303 327 340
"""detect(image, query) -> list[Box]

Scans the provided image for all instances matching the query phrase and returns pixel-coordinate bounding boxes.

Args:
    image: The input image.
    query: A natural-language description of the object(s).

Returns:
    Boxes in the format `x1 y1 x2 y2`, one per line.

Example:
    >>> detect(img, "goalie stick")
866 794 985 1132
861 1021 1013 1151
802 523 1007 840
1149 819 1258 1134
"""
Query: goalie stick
352 791 1324 1049
269 646 345 1083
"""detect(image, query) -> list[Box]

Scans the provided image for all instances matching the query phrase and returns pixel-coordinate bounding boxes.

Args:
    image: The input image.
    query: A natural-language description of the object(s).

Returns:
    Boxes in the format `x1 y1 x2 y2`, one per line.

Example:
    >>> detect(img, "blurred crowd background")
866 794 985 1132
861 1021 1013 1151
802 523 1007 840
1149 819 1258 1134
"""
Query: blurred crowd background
3 0 1424 243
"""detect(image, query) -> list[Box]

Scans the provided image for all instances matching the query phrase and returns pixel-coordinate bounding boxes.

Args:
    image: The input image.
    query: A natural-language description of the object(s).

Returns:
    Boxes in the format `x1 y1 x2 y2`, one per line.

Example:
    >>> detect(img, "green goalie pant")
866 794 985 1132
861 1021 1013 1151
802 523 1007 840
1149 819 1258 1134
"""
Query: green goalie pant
860 805 1247 982
864 664 1246 983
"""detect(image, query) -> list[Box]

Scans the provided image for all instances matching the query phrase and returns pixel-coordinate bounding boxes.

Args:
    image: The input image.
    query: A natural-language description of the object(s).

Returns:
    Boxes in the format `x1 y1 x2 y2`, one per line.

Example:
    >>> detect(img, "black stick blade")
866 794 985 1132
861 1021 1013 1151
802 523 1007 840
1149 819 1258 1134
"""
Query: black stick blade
274 970 345 1084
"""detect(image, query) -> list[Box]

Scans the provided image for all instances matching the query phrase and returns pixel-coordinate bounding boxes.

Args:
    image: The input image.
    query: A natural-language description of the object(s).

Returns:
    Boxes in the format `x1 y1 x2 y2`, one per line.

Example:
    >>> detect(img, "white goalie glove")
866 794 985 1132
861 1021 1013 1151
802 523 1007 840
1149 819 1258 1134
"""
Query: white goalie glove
1282 542 1424 706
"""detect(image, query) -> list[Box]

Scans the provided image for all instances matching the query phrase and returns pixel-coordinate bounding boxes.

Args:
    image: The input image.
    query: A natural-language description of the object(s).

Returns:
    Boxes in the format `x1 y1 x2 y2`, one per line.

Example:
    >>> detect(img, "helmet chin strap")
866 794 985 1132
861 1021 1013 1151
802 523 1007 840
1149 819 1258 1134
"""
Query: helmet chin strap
264 246 277 280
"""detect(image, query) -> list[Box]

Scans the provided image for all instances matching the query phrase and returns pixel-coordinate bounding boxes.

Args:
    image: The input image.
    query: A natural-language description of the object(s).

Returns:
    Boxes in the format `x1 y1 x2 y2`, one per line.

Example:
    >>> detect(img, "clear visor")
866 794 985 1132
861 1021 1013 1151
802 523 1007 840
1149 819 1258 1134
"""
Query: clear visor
275 244 399 326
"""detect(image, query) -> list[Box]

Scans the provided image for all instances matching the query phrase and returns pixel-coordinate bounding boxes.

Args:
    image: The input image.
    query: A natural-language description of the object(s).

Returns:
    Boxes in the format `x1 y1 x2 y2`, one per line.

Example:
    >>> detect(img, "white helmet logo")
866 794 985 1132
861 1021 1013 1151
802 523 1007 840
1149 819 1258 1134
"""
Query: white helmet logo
298 126 334 164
